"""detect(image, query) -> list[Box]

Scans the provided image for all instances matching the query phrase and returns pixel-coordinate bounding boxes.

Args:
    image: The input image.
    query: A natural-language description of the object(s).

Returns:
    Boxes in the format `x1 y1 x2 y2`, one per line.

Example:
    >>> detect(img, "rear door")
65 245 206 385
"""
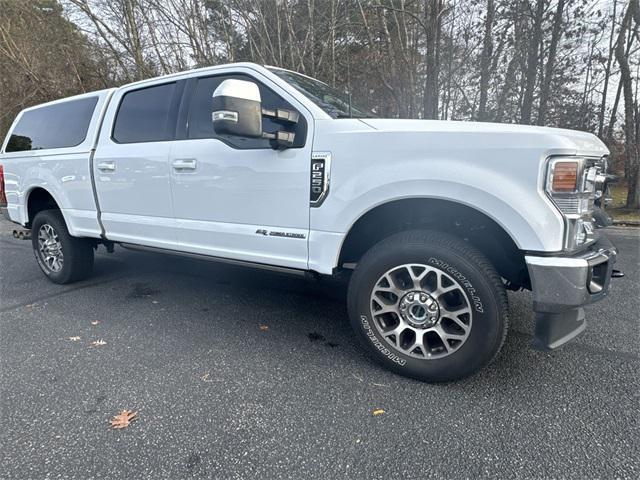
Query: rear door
168 69 312 269
93 80 183 249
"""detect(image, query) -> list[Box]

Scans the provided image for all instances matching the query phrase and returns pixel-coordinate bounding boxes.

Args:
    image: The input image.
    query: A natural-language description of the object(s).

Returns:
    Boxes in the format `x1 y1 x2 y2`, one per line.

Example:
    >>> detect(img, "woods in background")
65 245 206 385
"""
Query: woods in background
1 0 639 207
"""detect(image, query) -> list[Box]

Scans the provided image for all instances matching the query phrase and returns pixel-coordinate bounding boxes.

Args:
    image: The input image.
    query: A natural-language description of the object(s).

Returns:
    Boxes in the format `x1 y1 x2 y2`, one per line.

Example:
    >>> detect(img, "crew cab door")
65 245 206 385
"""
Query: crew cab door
93 80 183 249
168 70 312 270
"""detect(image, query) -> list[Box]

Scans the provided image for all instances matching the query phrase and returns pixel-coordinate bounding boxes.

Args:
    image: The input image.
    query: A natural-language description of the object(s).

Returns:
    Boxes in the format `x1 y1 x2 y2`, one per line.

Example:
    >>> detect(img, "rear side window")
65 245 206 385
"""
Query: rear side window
113 83 176 143
6 97 98 152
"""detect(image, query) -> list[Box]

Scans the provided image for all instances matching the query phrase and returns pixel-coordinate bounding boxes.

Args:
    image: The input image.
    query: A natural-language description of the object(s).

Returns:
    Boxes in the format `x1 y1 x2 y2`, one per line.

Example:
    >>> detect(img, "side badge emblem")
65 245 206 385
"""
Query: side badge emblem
310 152 331 207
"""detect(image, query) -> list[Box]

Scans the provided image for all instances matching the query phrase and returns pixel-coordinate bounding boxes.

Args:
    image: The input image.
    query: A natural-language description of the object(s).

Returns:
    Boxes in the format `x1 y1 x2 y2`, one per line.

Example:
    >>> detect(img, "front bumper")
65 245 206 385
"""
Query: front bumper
525 235 617 349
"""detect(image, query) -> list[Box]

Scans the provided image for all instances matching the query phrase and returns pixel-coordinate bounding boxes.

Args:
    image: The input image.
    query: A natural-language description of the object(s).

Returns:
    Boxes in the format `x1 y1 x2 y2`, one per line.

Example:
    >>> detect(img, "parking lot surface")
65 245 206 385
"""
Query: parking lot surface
1 216 638 479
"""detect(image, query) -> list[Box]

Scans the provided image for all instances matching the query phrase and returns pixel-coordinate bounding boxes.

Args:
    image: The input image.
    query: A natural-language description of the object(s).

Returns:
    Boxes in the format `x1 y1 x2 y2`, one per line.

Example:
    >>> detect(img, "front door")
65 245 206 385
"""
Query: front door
168 72 312 270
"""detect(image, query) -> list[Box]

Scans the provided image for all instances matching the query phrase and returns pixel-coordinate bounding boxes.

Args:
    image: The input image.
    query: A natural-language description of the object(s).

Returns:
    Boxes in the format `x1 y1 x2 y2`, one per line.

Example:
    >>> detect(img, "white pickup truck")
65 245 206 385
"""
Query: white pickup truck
0 62 620 381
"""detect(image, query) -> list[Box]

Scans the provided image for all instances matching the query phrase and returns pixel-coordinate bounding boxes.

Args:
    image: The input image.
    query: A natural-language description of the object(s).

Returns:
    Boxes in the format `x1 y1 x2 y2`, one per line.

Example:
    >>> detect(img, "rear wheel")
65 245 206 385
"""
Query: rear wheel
31 209 94 284
347 230 508 382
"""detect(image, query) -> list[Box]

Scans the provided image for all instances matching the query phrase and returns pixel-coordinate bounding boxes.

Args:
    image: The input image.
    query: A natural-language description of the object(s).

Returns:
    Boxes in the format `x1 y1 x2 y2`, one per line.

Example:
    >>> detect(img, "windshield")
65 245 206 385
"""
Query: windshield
268 68 376 119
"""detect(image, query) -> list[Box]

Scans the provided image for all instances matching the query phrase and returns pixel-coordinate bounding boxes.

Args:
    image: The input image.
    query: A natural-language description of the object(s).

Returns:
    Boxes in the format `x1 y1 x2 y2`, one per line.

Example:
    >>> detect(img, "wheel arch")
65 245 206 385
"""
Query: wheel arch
337 197 531 289
25 187 62 228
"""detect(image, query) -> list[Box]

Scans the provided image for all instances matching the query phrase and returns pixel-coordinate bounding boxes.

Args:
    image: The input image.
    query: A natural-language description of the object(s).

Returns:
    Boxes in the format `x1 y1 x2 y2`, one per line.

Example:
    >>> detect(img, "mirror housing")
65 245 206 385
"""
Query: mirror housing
212 79 262 138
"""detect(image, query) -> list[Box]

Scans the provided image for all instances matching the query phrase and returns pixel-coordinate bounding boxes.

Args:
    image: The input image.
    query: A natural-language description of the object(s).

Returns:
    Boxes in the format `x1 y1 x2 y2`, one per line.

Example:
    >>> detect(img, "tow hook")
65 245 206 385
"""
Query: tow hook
611 269 624 278
12 228 31 240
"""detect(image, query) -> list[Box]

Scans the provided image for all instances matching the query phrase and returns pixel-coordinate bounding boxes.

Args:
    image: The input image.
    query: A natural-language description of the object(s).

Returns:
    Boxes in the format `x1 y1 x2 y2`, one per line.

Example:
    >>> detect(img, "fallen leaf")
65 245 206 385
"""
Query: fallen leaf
259 324 269 331
372 409 385 416
91 320 100 326
91 340 107 347
69 336 81 341
110 410 137 429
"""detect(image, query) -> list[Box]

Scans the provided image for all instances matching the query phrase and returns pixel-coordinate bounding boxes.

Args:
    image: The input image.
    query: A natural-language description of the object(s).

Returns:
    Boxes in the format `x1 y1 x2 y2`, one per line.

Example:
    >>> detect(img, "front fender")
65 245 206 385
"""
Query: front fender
337 180 560 251
308 160 564 274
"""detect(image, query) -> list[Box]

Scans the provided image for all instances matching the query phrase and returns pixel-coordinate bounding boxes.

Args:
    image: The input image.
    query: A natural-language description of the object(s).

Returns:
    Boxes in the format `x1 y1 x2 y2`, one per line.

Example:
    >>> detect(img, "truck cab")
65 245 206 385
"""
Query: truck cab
0 62 618 382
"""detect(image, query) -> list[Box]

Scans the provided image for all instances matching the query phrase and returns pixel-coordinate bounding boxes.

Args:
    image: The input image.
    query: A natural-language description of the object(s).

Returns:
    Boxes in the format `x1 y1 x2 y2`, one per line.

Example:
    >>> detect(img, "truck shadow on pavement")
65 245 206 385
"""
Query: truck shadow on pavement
85 245 638 391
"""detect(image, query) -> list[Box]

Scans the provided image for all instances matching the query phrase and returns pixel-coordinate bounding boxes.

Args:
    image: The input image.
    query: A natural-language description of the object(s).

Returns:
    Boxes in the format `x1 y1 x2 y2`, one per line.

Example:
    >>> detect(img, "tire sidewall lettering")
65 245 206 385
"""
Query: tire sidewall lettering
360 315 407 366
427 257 484 313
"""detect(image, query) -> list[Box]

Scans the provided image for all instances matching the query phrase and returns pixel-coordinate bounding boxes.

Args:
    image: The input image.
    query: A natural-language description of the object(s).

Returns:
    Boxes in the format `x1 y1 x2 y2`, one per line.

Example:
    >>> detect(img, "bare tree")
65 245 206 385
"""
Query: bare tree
615 0 640 208
477 0 494 121
520 0 546 124
537 0 565 125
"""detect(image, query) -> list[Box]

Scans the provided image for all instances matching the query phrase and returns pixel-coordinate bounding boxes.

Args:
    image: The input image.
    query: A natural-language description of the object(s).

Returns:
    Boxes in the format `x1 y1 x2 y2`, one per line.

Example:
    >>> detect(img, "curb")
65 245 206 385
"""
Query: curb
612 220 640 227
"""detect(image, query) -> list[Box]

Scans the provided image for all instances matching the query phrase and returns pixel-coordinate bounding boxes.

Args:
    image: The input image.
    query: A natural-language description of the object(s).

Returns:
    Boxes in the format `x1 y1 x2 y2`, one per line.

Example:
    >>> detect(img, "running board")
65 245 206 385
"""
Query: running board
119 243 317 278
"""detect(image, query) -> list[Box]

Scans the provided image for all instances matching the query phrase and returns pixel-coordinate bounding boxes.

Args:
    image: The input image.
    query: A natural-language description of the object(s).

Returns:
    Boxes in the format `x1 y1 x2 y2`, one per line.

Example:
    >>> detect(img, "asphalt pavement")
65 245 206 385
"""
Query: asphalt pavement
0 215 638 479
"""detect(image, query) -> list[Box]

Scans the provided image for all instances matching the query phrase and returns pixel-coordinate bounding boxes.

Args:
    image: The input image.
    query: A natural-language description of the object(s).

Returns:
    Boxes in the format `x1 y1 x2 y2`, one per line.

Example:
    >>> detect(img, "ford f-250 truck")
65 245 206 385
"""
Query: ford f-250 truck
0 63 621 382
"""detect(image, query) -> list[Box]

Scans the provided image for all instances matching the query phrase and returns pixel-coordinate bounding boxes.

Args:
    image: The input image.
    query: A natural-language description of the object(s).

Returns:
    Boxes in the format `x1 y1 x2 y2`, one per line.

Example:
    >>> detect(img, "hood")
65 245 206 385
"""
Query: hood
358 119 609 158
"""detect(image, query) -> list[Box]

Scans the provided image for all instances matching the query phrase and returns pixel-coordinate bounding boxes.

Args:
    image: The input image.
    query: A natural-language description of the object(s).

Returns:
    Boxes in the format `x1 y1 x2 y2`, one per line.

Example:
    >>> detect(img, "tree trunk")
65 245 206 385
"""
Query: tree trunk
520 0 545 124
423 0 442 119
537 0 564 125
598 0 618 138
478 0 494 121
615 0 639 208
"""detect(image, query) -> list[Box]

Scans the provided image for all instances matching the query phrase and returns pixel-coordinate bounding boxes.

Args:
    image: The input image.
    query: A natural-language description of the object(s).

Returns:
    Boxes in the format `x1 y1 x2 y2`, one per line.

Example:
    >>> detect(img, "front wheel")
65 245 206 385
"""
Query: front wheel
347 230 508 382
31 209 94 284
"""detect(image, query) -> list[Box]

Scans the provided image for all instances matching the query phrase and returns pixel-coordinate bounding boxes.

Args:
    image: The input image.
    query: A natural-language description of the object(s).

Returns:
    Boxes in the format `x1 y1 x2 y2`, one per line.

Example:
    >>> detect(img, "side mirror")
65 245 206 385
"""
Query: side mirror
212 79 263 138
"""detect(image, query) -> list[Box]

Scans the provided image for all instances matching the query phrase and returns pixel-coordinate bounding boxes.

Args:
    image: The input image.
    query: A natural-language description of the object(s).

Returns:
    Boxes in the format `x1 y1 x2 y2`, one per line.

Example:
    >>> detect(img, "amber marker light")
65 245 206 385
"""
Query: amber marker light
551 161 578 192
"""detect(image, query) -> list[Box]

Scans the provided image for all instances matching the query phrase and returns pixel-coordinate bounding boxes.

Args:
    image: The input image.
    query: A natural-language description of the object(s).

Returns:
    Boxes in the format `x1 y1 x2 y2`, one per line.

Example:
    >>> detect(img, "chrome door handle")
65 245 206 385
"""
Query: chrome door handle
97 161 116 171
172 159 197 170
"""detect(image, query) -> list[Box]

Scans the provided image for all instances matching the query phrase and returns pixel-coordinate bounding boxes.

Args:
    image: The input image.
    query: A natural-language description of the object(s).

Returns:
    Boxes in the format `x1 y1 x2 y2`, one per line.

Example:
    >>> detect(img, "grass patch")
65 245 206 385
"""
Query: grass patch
608 181 640 222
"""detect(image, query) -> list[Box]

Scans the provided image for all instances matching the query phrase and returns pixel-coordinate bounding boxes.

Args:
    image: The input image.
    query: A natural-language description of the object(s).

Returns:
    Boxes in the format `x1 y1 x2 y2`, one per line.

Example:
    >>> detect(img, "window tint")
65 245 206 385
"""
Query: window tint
187 74 306 149
6 97 98 153
113 83 176 143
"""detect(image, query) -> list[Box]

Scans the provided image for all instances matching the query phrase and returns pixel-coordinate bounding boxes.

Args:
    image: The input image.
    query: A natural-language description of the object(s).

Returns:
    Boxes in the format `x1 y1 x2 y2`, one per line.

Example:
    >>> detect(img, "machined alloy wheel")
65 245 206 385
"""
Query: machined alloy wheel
348 229 508 382
37 223 64 273
31 209 94 284
370 263 472 359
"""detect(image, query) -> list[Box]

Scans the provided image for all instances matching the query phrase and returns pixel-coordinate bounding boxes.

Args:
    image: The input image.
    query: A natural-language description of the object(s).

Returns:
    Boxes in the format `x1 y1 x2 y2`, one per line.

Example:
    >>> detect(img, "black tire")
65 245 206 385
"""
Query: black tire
592 206 612 228
31 209 94 284
347 230 508 382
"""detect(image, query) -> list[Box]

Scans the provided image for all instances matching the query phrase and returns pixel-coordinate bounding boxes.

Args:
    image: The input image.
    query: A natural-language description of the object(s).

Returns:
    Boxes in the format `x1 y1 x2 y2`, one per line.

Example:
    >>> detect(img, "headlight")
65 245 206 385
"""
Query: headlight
546 157 600 250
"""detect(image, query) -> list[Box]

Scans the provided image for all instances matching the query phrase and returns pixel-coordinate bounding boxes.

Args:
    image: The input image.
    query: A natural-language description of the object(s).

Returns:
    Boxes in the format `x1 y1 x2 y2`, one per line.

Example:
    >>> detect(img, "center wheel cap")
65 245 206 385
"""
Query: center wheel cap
399 291 440 328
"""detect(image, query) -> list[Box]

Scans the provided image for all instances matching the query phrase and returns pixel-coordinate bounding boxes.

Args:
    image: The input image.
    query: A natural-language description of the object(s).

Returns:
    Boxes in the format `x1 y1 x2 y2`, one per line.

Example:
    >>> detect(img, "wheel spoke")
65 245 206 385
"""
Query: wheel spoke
436 324 466 341
373 304 398 315
407 266 428 290
382 325 405 346
430 272 459 297
441 307 471 331
375 273 405 296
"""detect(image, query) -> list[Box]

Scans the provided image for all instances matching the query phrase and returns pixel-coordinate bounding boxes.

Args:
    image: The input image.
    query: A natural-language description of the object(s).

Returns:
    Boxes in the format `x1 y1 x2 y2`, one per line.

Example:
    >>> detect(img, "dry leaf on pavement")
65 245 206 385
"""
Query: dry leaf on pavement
110 410 137 429
372 409 385 416
69 336 81 341
91 339 107 347
259 324 269 331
